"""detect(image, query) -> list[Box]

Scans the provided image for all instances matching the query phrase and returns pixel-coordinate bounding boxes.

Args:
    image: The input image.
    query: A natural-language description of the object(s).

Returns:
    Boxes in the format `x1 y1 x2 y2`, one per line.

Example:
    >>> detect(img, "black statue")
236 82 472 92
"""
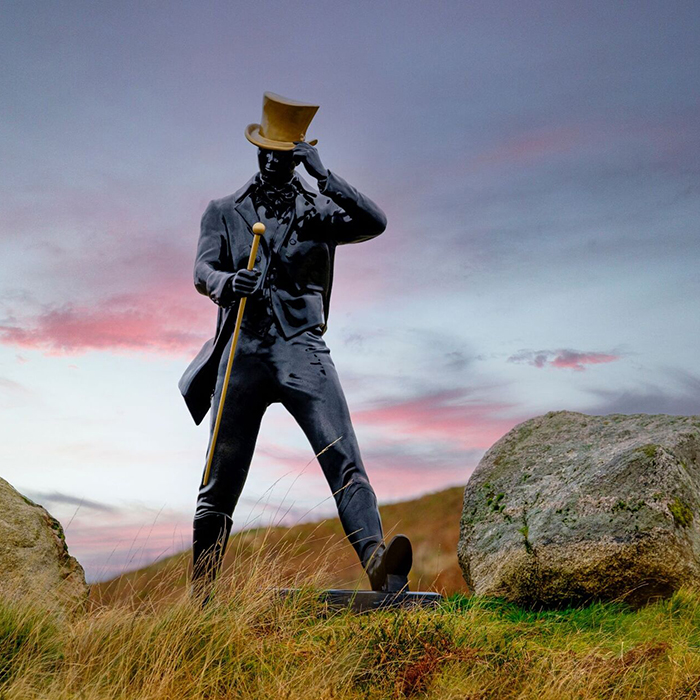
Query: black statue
179 92 412 600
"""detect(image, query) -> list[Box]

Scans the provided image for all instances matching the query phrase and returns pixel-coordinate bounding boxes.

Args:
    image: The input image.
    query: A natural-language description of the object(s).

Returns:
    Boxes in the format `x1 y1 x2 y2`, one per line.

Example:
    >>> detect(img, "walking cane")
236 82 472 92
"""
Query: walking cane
202 222 266 487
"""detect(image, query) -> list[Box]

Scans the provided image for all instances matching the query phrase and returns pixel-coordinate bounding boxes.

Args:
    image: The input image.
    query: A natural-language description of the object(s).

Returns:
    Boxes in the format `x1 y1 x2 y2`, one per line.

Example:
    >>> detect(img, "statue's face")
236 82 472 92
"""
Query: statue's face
257 148 295 183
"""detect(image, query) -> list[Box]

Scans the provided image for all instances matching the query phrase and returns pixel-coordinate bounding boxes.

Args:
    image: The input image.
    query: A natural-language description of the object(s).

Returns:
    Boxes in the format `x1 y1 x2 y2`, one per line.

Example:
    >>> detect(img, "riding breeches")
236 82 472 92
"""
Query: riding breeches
194 322 383 564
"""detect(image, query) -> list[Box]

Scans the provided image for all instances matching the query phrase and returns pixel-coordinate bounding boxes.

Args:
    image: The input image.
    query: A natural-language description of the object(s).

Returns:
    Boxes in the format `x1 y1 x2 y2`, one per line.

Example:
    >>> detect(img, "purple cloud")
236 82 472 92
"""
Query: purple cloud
508 348 621 372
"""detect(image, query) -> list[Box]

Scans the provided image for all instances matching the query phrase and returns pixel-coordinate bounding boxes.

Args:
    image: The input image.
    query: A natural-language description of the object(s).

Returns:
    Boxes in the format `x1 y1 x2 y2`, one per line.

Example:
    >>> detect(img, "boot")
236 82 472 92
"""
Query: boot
191 512 232 605
338 482 384 565
364 535 413 593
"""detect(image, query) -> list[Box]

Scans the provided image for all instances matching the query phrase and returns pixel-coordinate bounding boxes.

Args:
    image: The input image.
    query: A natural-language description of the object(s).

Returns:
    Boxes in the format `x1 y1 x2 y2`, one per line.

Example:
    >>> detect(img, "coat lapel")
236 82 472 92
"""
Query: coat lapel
234 196 258 236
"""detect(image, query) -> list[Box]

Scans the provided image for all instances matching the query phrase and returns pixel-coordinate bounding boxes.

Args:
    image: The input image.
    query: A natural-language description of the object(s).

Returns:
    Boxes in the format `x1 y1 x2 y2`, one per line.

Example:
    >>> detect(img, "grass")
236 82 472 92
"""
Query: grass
92 486 468 608
4 535 700 699
4 485 700 698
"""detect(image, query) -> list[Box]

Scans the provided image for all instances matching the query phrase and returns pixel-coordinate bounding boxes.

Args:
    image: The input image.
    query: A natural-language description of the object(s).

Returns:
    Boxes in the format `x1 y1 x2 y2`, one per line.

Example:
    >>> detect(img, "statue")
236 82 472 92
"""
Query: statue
179 92 413 601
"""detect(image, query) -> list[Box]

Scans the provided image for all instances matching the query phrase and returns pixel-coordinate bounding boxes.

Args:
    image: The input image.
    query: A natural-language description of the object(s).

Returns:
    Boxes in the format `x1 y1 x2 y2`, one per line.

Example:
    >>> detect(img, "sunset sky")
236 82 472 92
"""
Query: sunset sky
2 0 698 581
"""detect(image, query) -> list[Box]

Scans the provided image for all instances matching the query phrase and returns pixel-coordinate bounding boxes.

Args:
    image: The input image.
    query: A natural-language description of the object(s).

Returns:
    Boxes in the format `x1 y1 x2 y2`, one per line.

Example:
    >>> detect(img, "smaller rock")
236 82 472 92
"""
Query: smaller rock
0 477 88 613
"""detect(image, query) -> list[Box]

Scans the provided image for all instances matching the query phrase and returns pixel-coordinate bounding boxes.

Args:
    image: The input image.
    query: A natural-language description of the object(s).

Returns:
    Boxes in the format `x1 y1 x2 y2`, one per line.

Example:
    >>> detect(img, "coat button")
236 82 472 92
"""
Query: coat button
290 239 296 246
255 255 261 262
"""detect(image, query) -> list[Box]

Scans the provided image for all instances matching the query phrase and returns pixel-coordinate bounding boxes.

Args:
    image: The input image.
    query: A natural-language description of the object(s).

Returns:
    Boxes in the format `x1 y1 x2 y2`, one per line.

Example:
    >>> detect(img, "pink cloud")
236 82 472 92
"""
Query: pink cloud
0 239 221 357
476 126 586 166
0 179 221 356
360 446 473 501
240 392 507 503
0 294 210 356
461 116 699 175
65 516 191 582
550 350 619 370
508 348 621 372
0 193 390 355
353 389 520 451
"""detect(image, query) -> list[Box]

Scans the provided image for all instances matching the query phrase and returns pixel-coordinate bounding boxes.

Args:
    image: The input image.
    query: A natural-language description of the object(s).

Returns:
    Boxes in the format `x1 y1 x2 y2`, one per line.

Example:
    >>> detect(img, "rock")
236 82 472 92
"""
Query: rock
0 477 88 612
458 411 700 607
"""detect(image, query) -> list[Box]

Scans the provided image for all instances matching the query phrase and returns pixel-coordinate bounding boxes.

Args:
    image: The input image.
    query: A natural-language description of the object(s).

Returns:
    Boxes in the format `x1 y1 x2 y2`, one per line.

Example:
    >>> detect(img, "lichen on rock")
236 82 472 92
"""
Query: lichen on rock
459 411 700 607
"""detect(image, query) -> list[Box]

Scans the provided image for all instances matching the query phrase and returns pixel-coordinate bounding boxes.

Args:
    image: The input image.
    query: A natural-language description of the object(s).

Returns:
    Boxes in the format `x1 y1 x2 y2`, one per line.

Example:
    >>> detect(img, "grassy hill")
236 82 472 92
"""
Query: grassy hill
6 484 700 698
92 486 467 606
6 557 700 698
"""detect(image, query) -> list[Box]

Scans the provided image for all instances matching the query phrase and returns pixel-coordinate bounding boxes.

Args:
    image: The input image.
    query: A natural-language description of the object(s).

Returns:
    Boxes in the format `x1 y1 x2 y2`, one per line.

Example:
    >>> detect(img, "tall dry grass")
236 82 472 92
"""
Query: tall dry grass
4 528 700 700
92 486 468 609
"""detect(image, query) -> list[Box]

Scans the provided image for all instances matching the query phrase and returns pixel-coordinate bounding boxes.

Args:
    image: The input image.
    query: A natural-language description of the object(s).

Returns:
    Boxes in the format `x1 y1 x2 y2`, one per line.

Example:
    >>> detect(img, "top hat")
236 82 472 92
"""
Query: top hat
245 92 319 151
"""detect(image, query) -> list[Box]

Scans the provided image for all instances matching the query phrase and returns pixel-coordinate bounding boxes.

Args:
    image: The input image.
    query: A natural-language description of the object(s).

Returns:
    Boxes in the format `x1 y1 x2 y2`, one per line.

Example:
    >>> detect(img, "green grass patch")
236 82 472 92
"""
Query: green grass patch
4 570 700 698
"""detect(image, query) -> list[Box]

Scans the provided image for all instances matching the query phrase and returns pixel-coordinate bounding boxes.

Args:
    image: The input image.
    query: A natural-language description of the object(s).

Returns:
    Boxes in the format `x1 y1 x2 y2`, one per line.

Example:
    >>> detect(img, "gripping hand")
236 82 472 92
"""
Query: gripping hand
230 268 261 298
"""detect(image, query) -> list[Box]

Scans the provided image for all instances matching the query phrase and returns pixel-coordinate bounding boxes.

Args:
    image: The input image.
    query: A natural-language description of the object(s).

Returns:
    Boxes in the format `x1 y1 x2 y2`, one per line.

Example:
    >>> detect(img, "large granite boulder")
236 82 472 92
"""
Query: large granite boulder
0 477 87 612
459 412 700 607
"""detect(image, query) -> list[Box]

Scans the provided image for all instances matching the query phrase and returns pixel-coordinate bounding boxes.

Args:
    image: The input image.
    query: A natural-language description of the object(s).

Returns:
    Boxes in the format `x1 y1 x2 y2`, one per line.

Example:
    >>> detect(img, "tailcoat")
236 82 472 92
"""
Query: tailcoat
179 170 387 425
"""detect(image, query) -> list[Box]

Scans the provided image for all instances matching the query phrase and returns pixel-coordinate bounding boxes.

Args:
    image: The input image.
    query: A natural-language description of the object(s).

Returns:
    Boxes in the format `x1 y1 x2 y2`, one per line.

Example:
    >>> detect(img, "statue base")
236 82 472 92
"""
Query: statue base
279 588 443 612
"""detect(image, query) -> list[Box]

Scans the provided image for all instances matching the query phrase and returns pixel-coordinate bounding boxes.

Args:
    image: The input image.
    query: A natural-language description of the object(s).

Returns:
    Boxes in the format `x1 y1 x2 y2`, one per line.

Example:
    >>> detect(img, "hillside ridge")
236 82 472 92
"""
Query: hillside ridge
92 486 466 605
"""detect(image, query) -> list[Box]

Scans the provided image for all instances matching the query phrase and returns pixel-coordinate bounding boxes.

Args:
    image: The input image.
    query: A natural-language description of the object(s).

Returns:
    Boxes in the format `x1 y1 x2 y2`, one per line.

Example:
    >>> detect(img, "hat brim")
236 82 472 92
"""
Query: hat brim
245 124 317 151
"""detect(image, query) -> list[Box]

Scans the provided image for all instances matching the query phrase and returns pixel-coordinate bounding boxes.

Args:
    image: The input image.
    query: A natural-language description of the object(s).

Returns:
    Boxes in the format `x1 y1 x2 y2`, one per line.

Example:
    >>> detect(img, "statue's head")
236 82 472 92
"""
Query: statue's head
257 147 296 184
247 92 319 186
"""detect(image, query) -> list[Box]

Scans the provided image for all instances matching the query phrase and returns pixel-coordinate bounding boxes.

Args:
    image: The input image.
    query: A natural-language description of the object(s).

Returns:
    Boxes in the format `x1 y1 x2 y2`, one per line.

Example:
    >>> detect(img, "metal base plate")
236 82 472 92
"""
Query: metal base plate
279 588 443 612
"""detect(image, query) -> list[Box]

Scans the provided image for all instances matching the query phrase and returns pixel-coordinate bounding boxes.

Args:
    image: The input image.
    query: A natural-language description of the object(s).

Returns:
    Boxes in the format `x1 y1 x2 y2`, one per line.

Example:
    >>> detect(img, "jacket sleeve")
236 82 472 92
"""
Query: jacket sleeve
318 170 387 245
193 200 236 307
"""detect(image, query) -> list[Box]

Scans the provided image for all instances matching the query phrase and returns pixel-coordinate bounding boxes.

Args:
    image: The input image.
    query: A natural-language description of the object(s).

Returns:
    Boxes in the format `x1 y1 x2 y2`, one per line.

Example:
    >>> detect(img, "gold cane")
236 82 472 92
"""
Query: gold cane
202 222 266 487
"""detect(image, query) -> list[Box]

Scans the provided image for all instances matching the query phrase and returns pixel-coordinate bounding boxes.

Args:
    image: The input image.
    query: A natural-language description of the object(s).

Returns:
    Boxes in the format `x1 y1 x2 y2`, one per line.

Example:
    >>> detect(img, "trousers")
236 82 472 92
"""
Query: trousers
194 320 384 564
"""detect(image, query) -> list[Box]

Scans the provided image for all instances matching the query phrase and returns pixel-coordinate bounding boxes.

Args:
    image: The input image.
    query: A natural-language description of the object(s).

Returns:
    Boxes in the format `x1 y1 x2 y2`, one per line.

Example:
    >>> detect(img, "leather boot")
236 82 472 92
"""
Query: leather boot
191 512 233 605
337 482 384 565
363 534 413 592
364 541 386 592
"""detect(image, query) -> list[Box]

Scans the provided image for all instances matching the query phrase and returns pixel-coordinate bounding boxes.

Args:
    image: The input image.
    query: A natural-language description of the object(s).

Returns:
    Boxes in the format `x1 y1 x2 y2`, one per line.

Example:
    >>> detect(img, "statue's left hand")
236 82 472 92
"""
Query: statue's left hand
293 141 328 181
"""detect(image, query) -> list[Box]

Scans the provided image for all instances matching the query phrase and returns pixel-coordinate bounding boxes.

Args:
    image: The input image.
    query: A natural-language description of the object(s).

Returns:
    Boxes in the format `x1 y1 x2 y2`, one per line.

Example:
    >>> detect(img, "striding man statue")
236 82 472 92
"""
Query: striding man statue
179 92 413 600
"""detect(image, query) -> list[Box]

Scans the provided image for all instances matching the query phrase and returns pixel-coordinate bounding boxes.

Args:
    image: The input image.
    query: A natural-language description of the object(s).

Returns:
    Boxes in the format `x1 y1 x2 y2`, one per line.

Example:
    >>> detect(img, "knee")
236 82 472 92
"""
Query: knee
194 509 233 524
195 503 232 521
195 488 236 520
335 474 375 513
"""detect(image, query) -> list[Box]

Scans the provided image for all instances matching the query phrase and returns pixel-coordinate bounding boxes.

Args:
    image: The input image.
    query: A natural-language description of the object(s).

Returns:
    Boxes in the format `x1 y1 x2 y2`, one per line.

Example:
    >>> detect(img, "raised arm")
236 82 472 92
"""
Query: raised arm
318 169 387 244
293 141 387 245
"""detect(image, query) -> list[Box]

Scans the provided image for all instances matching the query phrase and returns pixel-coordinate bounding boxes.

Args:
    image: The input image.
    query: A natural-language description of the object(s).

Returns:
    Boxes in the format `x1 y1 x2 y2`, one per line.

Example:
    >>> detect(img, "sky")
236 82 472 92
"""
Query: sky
1 0 698 582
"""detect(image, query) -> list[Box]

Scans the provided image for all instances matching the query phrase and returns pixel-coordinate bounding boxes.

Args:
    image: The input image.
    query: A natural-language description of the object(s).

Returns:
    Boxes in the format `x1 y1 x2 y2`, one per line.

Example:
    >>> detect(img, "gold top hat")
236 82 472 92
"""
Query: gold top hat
245 92 319 151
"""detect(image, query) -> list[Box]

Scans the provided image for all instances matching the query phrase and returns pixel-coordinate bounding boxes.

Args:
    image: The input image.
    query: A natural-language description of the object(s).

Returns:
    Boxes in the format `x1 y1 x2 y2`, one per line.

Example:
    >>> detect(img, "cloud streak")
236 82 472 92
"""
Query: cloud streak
25 490 118 513
65 516 191 582
0 376 29 393
0 293 209 356
586 369 700 416
508 348 621 372
354 389 522 451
